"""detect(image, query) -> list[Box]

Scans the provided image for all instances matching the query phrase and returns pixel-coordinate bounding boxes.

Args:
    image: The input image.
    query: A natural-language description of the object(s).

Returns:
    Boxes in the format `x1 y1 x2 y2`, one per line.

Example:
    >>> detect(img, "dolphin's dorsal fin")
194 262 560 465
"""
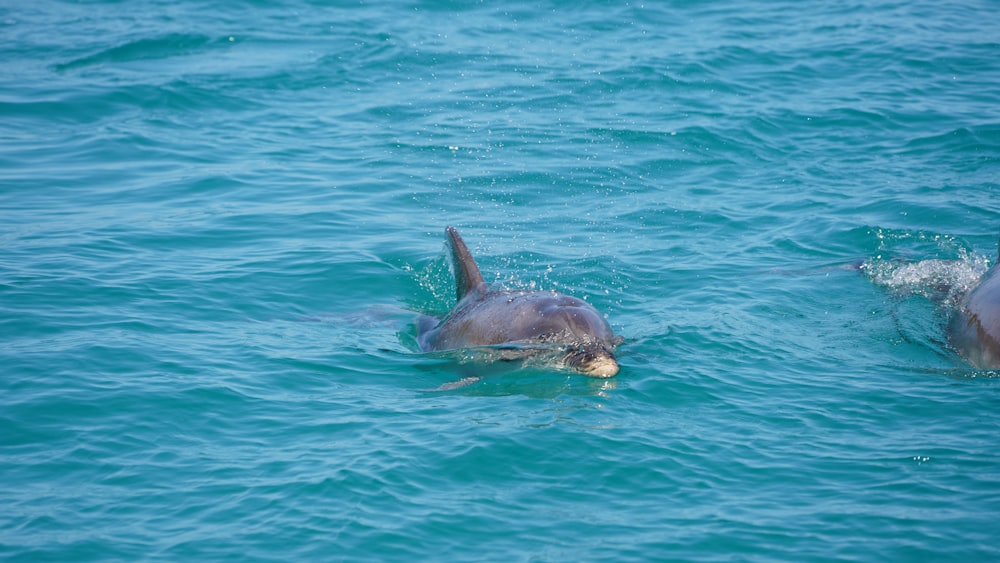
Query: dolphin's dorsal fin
446 226 485 301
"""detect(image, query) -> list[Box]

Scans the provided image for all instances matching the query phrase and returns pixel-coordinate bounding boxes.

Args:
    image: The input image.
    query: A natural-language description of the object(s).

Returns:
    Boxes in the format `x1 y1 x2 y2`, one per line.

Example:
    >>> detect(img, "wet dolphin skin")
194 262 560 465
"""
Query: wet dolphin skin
417 227 623 377
950 250 1000 369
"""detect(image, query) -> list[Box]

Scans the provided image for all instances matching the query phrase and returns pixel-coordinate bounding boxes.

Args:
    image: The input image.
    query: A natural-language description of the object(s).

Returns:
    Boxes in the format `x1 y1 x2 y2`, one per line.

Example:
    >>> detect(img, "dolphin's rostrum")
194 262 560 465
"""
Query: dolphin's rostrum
417 226 623 377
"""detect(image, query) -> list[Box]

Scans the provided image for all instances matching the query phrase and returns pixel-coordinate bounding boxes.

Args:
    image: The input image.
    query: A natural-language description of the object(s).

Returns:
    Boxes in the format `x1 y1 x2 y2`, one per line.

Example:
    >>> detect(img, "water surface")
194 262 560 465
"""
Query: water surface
2 0 1000 560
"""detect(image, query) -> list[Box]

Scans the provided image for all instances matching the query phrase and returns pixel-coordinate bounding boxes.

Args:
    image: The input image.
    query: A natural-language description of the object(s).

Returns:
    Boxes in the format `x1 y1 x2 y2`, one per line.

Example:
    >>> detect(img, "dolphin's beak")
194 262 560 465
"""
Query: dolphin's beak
574 352 620 378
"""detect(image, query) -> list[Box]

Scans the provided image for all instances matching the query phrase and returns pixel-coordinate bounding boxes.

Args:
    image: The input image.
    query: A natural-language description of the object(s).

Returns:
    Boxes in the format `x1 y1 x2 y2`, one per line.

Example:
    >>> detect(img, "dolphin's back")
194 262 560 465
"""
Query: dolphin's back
426 290 617 351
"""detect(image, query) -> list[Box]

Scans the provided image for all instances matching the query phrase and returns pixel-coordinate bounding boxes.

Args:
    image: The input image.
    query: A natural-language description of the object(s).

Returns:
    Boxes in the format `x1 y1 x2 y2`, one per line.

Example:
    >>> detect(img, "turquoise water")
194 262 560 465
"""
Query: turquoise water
3 0 1000 560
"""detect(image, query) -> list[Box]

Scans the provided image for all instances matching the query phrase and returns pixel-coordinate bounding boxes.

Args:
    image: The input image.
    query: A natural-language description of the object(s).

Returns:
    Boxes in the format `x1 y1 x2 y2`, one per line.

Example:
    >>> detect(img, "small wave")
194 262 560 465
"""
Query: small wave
55 33 217 72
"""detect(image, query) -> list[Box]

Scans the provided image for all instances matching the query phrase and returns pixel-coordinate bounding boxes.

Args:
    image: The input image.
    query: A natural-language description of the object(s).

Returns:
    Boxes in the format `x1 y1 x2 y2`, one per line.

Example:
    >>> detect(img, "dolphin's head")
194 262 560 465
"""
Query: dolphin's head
565 342 621 378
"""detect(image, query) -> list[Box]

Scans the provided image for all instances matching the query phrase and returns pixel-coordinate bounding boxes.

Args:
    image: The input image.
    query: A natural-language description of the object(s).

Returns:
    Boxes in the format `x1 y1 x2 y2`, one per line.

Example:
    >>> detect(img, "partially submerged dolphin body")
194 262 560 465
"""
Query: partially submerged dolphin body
864 237 1000 370
417 226 623 377
949 242 1000 369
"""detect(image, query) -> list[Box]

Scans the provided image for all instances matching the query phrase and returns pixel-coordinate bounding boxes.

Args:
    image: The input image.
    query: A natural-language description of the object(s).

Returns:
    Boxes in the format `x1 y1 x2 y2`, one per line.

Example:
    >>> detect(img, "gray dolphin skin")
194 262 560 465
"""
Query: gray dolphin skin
417 226 623 377
949 243 1000 369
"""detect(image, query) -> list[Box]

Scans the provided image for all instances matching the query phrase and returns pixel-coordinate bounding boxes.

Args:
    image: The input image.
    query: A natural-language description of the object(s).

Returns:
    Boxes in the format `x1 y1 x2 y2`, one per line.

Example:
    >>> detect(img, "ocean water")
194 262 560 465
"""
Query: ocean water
3 0 1000 560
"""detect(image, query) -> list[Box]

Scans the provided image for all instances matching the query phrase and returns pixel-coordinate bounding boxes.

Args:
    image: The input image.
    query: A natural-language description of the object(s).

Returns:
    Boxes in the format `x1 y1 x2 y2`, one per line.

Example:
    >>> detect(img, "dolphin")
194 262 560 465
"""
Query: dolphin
417 226 623 377
949 241 1000 369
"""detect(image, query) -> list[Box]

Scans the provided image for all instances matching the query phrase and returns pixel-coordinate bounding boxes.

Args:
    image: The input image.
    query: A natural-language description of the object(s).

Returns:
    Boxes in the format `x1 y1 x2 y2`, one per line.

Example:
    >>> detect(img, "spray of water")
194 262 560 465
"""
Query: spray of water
862 242 992 309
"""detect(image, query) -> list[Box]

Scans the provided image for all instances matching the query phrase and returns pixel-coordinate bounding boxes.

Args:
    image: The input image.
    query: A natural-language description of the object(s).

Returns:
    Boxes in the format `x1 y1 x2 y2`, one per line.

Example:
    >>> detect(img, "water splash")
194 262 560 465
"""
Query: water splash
862 248 991 308
411 253 454 312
